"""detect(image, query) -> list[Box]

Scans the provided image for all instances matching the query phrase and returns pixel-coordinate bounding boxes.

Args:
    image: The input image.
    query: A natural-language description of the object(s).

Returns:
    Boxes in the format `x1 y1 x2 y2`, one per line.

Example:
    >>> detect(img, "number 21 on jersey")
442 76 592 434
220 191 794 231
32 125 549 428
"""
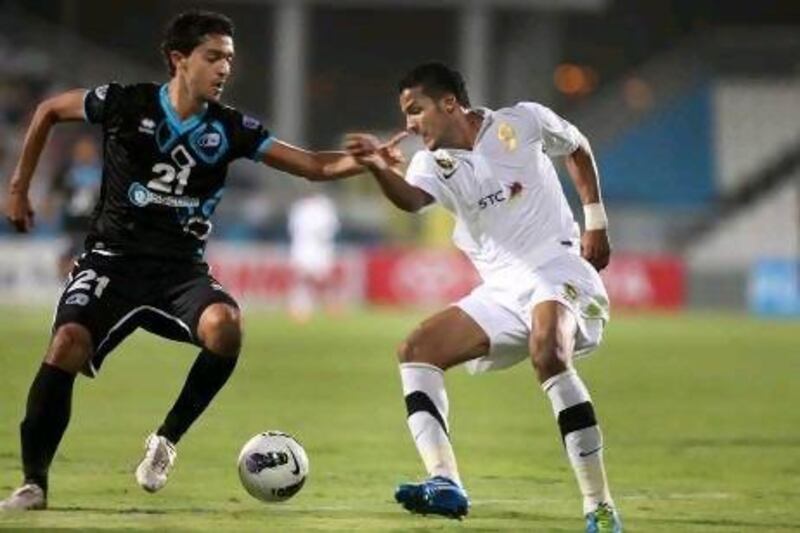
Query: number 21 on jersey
148 144 196 195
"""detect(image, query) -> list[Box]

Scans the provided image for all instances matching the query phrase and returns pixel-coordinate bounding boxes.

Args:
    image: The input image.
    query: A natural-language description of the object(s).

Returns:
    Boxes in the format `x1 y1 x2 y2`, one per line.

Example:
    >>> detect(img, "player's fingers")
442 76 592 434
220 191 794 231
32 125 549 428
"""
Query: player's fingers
592 250 610 271
382 131 409 148
344 140 370 155
582 245 599 270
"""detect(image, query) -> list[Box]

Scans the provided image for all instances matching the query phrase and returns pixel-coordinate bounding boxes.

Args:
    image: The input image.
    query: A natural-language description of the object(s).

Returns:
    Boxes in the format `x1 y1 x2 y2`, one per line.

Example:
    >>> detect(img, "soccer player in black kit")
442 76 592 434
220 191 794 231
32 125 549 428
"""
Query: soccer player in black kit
1 11 384 510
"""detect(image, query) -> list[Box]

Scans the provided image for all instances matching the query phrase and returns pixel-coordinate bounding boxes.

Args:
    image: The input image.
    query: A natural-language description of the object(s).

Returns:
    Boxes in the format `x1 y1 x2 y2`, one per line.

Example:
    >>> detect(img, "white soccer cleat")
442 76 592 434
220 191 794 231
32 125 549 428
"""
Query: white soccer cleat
135 432 177 493
0 483 46 511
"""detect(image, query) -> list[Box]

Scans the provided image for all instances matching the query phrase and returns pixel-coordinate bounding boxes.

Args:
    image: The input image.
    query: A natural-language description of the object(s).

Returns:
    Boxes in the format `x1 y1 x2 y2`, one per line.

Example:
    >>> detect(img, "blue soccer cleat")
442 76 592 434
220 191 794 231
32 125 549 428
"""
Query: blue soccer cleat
394 476 470 519
585 502 623 533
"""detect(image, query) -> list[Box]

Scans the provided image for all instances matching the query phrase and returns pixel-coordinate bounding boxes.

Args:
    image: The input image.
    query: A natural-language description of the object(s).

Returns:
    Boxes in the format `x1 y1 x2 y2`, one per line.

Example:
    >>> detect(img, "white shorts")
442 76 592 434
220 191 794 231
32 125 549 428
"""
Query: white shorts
290 247 335 280
456 253 610 374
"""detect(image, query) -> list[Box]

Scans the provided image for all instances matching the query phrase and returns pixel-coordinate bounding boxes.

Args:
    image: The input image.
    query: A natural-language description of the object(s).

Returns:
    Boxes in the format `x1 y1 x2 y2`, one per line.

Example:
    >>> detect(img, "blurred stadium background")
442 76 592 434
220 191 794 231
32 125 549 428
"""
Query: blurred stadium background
1 1 799 531
0 0 798 314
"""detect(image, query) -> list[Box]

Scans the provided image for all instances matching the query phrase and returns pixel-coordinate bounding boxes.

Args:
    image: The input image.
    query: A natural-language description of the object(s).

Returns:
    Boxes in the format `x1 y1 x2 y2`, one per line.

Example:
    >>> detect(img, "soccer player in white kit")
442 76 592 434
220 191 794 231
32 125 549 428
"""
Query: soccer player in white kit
287 192 341 322
345 62 621 532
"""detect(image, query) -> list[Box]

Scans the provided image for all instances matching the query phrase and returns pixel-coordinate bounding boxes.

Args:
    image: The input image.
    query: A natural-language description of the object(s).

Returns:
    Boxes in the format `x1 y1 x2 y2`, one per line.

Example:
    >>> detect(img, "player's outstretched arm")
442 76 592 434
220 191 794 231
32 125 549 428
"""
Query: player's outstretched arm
6 89 87 233
564 133 611 271
261 141 365 181
344 132 432 213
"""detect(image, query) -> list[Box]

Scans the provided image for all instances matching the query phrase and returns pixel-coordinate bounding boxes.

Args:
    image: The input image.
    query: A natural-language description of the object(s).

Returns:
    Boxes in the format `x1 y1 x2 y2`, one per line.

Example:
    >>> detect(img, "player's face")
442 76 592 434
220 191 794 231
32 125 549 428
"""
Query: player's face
180 34 235 102
399 87 456 150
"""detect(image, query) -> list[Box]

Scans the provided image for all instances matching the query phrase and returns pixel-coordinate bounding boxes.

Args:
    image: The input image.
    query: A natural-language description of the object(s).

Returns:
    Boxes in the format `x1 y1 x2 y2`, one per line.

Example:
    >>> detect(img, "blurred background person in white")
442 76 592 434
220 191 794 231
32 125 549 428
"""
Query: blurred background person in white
287 191 341 322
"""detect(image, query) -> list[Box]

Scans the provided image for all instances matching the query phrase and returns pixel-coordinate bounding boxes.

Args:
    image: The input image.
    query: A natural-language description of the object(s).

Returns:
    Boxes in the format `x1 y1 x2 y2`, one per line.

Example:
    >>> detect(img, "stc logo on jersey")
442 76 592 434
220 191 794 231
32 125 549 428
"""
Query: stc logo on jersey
477 182 524 210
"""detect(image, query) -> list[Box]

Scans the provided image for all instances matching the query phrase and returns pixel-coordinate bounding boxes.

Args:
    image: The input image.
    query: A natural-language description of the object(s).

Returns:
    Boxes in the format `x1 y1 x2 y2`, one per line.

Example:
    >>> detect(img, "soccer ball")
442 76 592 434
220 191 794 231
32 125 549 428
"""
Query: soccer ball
237 431 309 503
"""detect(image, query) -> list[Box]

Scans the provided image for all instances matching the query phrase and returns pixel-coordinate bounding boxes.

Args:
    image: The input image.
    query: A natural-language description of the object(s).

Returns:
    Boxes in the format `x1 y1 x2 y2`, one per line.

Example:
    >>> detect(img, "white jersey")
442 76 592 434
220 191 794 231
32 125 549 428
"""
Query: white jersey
406 102 583 287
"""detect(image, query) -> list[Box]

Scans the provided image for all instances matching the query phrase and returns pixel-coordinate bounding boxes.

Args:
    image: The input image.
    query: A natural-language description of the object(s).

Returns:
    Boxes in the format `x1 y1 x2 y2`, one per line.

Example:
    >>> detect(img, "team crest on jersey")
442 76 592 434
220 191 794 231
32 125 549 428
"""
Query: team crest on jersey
197 132 221 148
189 121 229 164
497 122 518 152
433 149 458 178
94 84 109 101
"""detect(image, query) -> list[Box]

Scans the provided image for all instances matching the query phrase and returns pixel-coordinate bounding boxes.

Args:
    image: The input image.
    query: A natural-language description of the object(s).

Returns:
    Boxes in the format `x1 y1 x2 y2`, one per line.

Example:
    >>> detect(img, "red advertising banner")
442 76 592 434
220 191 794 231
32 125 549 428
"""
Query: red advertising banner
365 247 480 306
206 244 364 305
204 244 684 310
366 248 685 310
600 254 685 309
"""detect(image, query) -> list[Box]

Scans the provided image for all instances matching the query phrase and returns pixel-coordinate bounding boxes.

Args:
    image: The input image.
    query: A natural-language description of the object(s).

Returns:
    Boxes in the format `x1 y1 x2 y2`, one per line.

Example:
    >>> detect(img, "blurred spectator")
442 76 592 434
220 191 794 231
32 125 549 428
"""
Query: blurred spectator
287 191 341 322
48 134 101 275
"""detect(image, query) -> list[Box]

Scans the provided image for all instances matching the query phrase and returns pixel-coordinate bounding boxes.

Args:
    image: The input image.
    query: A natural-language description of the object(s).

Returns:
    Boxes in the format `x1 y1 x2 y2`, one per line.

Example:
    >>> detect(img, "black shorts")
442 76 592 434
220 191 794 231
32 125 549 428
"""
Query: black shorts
52 252 238 376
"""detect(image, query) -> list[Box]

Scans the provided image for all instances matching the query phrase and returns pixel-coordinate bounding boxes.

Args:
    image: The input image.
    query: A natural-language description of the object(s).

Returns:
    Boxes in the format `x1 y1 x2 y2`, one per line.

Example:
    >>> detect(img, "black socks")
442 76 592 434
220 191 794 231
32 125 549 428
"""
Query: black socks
157 349 238 444
20 363 76 494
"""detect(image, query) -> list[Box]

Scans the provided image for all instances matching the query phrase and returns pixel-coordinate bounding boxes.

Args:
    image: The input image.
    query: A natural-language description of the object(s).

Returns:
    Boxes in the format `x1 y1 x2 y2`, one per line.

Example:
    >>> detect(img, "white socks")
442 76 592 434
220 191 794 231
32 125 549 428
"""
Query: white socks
399 363 462 487
398 362 613 511
542 368 614 514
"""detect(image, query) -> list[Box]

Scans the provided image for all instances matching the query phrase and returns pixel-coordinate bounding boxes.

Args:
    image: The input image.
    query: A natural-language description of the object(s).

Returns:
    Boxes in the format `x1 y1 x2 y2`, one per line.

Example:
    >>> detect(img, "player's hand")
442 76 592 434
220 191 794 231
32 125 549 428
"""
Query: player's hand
5 189 35 233
345 132 407 171
581 229 611 271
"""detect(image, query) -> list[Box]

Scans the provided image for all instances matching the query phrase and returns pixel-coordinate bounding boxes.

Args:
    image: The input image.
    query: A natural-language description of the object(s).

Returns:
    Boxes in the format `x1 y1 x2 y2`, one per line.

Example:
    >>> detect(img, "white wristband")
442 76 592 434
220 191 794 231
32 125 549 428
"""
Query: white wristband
583 203 608 231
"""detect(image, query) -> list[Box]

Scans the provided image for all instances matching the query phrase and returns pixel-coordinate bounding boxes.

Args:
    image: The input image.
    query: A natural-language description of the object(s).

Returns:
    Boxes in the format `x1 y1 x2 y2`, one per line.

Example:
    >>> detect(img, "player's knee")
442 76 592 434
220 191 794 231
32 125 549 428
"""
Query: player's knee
530 328 565 378
397 329 433 365
198 304 242 357
46 323 93 373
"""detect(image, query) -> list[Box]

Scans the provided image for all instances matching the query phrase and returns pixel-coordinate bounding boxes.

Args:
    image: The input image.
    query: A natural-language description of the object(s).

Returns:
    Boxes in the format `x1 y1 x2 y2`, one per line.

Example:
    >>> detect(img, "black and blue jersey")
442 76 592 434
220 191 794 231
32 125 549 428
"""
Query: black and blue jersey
83 82 273 260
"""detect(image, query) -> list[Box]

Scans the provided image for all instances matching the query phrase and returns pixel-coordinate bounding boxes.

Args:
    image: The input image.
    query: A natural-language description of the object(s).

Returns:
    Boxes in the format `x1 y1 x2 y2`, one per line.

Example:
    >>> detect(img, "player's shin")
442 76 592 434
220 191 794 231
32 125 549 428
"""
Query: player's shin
20 363 76 494
542 368 614 514
157 348 238 444
399 363 462 486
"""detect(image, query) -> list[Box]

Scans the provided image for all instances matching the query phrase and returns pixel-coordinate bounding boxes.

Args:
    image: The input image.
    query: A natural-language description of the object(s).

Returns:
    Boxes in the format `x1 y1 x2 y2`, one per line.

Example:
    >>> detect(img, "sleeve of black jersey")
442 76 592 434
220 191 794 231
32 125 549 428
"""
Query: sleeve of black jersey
83 83 124 126
228 110 275 161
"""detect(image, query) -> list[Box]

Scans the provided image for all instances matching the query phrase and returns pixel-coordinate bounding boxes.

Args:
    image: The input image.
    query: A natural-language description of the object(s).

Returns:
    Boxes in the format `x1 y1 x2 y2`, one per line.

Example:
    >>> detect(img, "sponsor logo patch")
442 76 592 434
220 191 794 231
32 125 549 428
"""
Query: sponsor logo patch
65 293 90 306
128 183 200 208
242 115 261 129
138 118 156 135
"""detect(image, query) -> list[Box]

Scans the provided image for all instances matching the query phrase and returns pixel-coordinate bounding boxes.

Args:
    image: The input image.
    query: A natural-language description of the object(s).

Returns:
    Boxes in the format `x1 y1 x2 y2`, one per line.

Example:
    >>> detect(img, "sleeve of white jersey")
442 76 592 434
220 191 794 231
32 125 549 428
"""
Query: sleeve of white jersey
518 102 583 157
405 151 442 206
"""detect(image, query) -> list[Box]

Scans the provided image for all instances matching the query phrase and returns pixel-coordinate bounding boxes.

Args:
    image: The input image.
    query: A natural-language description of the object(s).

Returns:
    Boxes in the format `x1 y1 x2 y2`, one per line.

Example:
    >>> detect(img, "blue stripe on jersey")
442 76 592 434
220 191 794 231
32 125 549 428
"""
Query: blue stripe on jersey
155 120 181 154
159 84 208 135
251 136 275 161
201 187 225 217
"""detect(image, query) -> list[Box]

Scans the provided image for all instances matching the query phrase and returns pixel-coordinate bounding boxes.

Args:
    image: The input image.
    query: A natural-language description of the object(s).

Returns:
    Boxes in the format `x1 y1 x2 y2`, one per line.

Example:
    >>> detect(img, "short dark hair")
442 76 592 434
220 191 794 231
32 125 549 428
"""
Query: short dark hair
161 11 234 76
398 62 470 107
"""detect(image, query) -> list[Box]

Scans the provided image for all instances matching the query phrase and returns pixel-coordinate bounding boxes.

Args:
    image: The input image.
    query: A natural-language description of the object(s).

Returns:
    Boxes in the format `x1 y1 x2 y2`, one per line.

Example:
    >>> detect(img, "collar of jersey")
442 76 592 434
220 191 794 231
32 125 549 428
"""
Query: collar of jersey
159 84 208 135
472 107 494 146
443 107 494 154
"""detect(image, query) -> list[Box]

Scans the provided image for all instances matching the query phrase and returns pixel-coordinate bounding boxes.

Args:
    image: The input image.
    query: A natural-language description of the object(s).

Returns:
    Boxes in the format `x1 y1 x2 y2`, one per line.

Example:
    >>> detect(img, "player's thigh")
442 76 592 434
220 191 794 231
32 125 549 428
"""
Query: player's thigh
153 264 240 350
526 253 609 372
398 306 490 370
52 254 142 375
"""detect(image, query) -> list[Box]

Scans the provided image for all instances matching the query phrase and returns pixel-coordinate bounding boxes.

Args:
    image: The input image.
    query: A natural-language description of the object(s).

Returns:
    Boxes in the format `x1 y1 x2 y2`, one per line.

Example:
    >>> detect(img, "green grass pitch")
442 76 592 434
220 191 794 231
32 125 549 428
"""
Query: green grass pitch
0 307 798 531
